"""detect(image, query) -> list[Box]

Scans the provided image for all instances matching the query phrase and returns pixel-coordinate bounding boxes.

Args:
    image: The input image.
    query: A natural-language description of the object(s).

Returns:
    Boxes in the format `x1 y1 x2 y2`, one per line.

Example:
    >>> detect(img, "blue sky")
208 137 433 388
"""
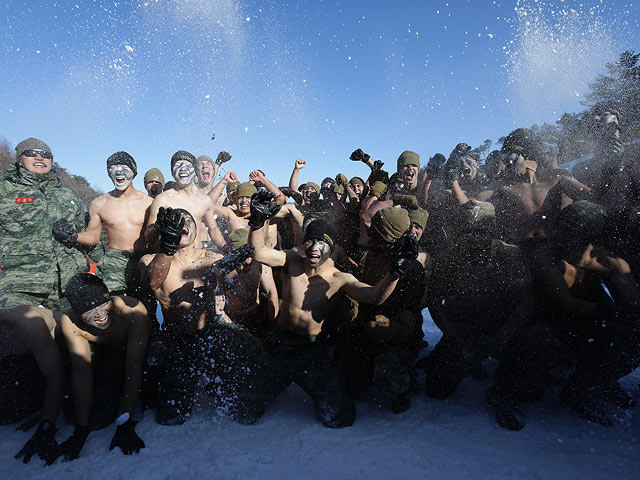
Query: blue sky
1 0 639 193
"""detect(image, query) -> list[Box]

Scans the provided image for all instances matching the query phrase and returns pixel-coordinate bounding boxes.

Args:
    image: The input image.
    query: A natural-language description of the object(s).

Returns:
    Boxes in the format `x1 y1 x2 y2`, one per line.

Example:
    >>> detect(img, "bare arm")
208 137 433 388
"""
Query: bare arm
209 171 237 206
250 170 287 205
260 264 279 320
289 158 305 191
144 196 163 244
76 198 103 246
61 317 93 427
140 253 172 292
339 271 399 305
204 201 227 247
248 224 287 267
450 180 470 205
120 303 150 417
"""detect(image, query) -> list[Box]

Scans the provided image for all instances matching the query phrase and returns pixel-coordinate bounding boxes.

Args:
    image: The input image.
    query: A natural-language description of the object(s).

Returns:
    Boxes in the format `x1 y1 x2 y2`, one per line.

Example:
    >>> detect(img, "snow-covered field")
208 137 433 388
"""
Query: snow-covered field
2 313 639 480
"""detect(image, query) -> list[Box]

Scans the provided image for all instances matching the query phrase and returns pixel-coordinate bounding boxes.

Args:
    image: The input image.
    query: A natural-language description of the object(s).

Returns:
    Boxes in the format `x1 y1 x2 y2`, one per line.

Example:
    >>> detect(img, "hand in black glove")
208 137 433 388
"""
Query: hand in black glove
389 234 419 278
52 219 78 247
372 159 384 171
279 186 296 197
213 244 255 276
249 190 281 229
109 419 145 455
426 154 446 180
46 424 89 465
15 421 57 464
155 207 185 255
215 151 232 165
349 148 370 163
444 157 463 186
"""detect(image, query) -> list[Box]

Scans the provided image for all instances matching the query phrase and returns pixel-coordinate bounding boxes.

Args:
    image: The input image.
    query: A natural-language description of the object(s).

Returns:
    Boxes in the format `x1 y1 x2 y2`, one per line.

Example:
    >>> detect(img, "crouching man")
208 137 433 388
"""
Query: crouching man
48 273 150 463
248 191 417 428
140 207 285 426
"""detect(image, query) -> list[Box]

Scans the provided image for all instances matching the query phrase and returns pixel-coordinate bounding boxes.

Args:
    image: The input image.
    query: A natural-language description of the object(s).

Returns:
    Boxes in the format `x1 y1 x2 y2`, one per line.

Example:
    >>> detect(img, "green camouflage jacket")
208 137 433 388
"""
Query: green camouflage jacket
0 163 88 295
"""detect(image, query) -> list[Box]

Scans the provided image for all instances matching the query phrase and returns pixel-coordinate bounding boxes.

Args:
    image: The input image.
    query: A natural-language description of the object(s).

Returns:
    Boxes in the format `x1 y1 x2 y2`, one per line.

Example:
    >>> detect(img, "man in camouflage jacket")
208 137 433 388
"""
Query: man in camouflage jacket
0 138 88 310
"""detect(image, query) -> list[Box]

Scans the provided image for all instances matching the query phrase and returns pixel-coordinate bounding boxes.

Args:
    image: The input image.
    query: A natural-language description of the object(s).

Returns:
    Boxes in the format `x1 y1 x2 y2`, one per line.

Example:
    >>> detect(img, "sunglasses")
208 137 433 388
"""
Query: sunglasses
22 149 53 160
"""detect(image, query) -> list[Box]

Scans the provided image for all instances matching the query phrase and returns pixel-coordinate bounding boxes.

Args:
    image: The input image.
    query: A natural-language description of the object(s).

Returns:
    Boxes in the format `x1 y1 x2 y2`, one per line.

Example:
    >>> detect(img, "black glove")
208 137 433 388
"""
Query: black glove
46 424 89 465
154 207 185 255
349 148 370 163
213 244 255 275
248 190 281 229
372 159 384 171
600 137 625 176
389 234 419 278
15 420 57 464
393 194 418 209
215 151 232 165
426 154 446 180
368 167 389 186
52 219 78 247
444 157 463 186
109 419 145 455
279 186 296 197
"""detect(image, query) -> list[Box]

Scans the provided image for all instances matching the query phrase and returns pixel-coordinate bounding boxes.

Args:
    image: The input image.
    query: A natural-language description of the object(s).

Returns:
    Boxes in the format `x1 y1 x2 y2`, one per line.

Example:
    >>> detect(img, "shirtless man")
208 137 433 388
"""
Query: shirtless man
145 150 225 249
248 191 416 427
219 229 279 337
1 306 63 464
140 207 282 426
54 151 152 295
195 151 231 195
212 180 279 248
48 273 149 462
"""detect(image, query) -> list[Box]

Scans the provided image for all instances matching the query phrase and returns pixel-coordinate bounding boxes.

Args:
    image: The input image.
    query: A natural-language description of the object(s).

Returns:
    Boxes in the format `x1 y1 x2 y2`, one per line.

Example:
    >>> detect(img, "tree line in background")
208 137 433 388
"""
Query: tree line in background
469 50 640 163
2 50 638 198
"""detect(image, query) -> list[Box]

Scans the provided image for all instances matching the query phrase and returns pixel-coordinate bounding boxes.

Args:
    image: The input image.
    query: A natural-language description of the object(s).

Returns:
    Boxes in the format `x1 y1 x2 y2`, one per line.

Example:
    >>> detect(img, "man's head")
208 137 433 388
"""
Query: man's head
303 218 336 268
555 201 608 266
235 182 258 215
144 168 165 198
15 137 53 175
170 150 197 187
592 107 621 140
501 128 539 178
485 150 505 180
66 273 113 330
174 208 197 247
396 150 420 190
407 207 429 241
301 182 320 204
350 176 365 197
106 151 137 191
370 207 410 245
195 155 215 186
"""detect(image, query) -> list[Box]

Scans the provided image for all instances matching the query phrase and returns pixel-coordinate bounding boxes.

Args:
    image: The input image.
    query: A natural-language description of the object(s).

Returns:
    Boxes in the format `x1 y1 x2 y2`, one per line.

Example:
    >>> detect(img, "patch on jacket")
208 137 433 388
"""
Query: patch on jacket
15 197 34 204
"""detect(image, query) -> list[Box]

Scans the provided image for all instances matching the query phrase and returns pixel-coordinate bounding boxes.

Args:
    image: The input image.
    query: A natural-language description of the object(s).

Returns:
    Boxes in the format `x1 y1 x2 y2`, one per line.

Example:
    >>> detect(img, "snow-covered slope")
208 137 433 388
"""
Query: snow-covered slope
2 313 639 480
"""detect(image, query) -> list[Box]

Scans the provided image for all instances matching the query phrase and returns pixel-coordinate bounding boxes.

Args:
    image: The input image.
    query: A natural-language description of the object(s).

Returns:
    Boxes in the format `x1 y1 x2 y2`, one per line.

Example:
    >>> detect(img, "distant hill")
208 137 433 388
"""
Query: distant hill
0 137 103 205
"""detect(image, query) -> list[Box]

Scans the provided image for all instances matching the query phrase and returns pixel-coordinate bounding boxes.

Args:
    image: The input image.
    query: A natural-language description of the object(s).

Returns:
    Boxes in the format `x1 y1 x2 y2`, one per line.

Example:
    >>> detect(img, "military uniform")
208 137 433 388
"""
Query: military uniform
0 163 88 310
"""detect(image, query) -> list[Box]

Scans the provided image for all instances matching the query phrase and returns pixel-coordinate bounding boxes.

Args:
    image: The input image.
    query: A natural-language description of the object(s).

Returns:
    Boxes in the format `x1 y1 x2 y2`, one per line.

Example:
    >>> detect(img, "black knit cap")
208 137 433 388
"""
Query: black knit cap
304 218 337 252
171 150 196 170
106 151 137 177
65 273 111 314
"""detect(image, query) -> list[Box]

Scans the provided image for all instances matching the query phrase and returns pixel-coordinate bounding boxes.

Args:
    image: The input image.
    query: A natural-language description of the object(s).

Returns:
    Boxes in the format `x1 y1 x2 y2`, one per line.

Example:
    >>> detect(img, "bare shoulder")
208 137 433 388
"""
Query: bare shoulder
133 189 153 206
91 193 110 210
153 189 178 206
203 249 223 263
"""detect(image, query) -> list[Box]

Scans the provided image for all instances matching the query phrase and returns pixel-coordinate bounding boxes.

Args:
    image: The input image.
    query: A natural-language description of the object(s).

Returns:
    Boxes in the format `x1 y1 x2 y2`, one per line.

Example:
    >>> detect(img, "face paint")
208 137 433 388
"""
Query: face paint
172 160 196 186
304 238 331 267
461 155 479 181
80 300 112 330
108 165 134 191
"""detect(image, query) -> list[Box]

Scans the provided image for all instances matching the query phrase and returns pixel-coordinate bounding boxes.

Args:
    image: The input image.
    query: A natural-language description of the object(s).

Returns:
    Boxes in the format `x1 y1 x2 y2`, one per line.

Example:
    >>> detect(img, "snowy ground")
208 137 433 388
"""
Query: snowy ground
1 312 639 480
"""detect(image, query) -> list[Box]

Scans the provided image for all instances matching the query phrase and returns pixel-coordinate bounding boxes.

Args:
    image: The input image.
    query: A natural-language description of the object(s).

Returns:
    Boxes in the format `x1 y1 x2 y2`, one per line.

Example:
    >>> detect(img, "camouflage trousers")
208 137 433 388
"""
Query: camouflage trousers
95 248 144 295
149 317 287 426
262 326 356 428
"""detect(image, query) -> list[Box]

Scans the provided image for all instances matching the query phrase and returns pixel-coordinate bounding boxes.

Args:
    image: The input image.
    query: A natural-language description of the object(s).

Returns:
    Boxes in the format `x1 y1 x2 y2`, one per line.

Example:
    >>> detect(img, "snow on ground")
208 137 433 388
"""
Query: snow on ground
1 312 639 480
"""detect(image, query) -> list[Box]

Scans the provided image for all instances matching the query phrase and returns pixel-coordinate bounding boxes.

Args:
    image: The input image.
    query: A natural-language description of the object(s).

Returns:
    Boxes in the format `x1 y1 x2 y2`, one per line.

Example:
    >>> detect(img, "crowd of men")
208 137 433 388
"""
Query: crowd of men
1 106 639 465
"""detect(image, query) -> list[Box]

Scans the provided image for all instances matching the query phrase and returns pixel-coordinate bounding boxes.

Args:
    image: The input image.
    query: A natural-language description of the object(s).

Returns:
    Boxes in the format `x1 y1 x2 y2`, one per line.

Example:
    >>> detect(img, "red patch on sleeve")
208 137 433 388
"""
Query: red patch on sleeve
15 197 34 203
